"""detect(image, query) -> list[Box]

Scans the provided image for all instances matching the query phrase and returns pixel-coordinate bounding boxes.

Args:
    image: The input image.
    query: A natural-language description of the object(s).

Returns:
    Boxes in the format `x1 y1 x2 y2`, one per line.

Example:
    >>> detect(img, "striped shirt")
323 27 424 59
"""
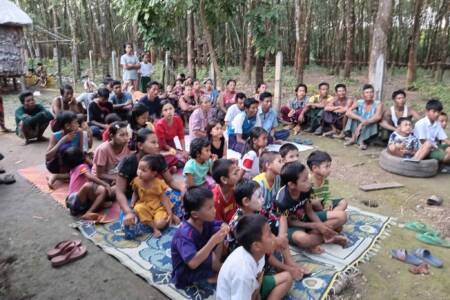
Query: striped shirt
253 172 281 211
311 176 330 206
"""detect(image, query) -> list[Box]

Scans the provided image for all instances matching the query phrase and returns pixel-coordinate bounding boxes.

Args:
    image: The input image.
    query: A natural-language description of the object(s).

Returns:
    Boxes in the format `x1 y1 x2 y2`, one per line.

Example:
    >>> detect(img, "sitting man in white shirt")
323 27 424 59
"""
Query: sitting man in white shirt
414 99 450 164
216 214 292 300
224 92 246 129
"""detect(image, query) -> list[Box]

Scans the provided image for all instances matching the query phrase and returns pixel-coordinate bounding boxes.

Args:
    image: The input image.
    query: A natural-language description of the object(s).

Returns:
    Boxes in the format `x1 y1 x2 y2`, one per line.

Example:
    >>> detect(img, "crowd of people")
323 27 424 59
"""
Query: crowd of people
9 45 450 299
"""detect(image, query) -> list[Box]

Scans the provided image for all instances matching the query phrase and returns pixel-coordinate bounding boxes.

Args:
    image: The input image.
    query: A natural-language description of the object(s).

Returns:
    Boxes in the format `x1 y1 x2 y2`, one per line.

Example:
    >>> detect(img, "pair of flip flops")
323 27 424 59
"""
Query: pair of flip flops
390 248 443 268
291 138 314 146
404 222 450 248
47 240 87 268
0 174 15 184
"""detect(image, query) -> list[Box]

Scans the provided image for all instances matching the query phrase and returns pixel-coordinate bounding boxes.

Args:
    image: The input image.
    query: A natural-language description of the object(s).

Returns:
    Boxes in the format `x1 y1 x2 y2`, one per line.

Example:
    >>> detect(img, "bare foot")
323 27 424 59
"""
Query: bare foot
344 139 355 146
47 175 56 190
287 265 304 280
322 130 335 137
153 228 162 238
80 212 101 221
37 136 49 142
329 235 347 247
307 245 325 254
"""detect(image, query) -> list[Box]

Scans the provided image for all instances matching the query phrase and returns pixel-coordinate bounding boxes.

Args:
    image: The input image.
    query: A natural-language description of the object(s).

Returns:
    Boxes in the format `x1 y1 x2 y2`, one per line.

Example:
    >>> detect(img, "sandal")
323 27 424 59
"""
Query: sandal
0 174 15 184
51 244 87 268
47 240 82 259
416 232 450 248
409 263 429 275
359 143 368 150
344 140 355 146
412 248 443 268
390 249 423 266
427 195 443 206
404 221 438 235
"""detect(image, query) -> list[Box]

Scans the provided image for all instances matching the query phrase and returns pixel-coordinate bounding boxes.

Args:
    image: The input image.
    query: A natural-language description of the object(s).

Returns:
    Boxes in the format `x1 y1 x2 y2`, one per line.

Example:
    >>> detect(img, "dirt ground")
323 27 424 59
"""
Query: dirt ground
1 70 449 299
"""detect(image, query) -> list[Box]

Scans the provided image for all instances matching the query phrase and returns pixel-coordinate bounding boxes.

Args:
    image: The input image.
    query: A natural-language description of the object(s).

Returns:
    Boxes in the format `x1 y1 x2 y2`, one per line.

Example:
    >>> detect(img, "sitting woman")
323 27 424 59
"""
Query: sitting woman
155 100 189 169
87 88 114 139
322 84 353 139
254 82 267 101
202 78 219 107
188 96 215 141
46 111 83 188
128 103 151 151
217 79 237 120
178 85 198 125
92 121 130 184
344 84 383 150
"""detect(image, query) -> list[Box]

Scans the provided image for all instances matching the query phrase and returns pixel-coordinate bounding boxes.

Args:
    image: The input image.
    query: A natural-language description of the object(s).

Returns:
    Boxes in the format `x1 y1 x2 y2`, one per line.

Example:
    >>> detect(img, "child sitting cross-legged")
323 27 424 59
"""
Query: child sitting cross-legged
183 137 214 188
276 161 347 254
306 150 348 211
171 187 230 288
388 117 433 160
279 143 300 164
240 127 269 179
253 151 283 213
130 154 180 238
228 180 306 281
63 146 112 221
212 159 240 223
217 214 293 300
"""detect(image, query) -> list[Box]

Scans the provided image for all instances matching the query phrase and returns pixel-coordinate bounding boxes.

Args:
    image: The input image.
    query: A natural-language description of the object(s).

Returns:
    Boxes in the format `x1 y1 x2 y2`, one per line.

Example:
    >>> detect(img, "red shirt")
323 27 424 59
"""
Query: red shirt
155 115 185 149
213 185 237 223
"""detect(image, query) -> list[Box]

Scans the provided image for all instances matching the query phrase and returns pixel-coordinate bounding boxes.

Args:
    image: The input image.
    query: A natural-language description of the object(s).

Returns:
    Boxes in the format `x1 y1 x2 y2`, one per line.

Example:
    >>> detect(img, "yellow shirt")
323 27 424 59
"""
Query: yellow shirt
308 94 334 104
132 177 168 211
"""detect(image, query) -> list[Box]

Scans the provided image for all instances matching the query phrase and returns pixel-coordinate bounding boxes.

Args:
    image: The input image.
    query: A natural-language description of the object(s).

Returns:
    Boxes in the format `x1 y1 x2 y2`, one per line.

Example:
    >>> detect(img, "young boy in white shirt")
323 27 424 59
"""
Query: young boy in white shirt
216 214 293 300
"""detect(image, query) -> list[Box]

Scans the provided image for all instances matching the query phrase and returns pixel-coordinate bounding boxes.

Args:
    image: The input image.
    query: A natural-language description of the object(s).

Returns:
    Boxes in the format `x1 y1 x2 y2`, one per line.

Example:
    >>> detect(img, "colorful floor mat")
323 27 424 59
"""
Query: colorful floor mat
76 206 393 300
18 164 120 223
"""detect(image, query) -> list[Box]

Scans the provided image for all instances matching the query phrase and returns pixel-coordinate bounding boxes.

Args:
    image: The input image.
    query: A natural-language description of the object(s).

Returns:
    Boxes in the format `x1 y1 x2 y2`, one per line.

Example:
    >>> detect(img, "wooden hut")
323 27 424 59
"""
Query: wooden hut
0 0 32 88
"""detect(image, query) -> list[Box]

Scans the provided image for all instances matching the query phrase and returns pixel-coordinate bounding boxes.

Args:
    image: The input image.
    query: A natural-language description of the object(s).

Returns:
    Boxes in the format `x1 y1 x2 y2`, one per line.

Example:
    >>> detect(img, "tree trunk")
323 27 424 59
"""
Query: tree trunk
255 56 264 88
239 3 247 70
294 0 301 71
199 0 223 89
344 0 355 78
435 11 450 82
93 0 109 77
296 0 311 83
186 10 196 78
244 0 255 84
368 0 393 101
406 0 424 89
67 0 80 82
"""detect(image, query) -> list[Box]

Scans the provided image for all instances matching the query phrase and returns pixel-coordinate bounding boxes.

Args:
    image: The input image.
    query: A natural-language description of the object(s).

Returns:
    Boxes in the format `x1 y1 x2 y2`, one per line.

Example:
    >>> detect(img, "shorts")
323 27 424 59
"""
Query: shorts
66 192 89 216
302 211 328 222
287 211 329 244
134 203 168 223
287 226 305 244
260 275 276 300
428 144 449 161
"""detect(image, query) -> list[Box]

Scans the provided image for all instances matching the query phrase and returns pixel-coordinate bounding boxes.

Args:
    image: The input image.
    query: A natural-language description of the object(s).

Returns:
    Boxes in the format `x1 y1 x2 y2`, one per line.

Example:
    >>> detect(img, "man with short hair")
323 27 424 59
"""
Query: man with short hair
109 80 133 120
138 81 162 120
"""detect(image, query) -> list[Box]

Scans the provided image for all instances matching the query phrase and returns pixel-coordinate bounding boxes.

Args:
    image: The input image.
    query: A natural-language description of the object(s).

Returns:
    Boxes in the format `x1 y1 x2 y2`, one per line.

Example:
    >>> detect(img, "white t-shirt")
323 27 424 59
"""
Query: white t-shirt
139 62 154 77
413 116 447 147
240 150 260 179
120 54 139 80
231 112 262 135
216 246 265 300
224 104 243 124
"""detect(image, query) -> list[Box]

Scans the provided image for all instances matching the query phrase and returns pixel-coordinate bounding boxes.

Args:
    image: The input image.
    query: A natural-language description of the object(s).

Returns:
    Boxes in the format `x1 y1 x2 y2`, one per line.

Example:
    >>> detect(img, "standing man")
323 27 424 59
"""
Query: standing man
120 43 140 92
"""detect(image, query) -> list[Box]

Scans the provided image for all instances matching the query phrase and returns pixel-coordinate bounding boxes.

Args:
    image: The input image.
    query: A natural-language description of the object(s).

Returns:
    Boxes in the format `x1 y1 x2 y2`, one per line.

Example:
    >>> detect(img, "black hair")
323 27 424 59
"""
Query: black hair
97 87 110 99
62 146 85 170
259 151 280 172
206 119 224 141
19 91 33 104
54 111 77 132
440 112 448 118
392 89 406 100
235 179 260 206
235 214 268 252
189 137 211 159
280 161 306 186
105 113 121 125
306 150 332 170
204 78 213 85
183 187 214 218
362 84 374 91
59 84 73 96
236 92 247 100
318 82 329 89
226 79 236 86
136 127 155 145
108 121 128 139
295 83 307 93
279 143 298 158
397 117 412 126
76 113 86 126
130 103 149 130
140 154 167 173
244 98 259 109
256 82 266 90
212 159 234 184
259 92 273 101
425 99 443 112
146 80 161 90
241 127 268 157
160 99 174 108
112 80 122 88
102 76 113 86
335 83 346 92
124 42 133 51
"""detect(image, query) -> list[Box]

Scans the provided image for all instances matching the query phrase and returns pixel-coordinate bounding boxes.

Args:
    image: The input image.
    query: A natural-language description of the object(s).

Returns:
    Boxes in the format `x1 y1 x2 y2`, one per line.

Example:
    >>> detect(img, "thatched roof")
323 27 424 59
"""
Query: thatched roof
0 0 32 26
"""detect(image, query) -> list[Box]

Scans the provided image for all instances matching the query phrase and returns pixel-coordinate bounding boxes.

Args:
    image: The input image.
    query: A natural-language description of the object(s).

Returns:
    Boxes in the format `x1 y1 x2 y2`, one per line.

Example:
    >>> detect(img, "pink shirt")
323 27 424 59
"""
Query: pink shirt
69 163 90 194
92 141 130 176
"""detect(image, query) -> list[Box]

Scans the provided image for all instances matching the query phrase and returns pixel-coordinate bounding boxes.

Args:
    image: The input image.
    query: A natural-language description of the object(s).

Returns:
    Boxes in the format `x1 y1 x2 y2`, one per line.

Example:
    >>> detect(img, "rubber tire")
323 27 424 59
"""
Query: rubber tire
378 149 439 178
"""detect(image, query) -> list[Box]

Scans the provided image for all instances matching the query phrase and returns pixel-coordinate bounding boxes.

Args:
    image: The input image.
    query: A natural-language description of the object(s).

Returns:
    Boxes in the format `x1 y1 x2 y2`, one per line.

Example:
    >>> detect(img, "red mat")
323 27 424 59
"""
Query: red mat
18 164 120 223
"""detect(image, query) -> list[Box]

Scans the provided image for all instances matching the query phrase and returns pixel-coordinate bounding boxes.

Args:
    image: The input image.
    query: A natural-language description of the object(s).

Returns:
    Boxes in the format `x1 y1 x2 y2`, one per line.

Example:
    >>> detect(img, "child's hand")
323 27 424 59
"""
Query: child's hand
324 202 333 211
317 223 337 241
168 147 177 156
63 131 77 142
170 214 181 225
220 223 230 235
123 211 136 225
288 109 295 118
287 265 304 281
211 154 219 161
211 224 229 245
275 235 289 250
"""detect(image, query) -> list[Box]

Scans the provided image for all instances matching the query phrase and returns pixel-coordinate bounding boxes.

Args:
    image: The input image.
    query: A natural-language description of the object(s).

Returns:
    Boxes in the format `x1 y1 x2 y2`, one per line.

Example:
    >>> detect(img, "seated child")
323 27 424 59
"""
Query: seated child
276 161 347 254
77 114 93 156
183 137 213 188
101 113 122 142
439 112 448 130
130 155 179 238
306 151 348 211
171 187 229 288
63 146 112 220
240 127 268 179
253 151 283 212
212 159 240 223
388 117 432 160
279 143 300 164
207 120 227 159
217 214 293 300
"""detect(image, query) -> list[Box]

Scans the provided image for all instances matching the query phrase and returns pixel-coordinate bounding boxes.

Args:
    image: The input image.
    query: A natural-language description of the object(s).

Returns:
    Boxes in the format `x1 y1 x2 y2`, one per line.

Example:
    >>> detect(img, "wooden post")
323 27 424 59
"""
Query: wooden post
209 62 216 89
71 41 77 86
273 51 283 112
89 50 94 81
54 44 62 87
111 50 117 79
164 51 171 87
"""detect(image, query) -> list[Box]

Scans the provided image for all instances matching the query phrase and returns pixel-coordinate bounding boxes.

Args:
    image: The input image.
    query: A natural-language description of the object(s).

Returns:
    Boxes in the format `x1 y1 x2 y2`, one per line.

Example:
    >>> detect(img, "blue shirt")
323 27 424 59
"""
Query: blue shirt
109 92 132 105
258 107 278 132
